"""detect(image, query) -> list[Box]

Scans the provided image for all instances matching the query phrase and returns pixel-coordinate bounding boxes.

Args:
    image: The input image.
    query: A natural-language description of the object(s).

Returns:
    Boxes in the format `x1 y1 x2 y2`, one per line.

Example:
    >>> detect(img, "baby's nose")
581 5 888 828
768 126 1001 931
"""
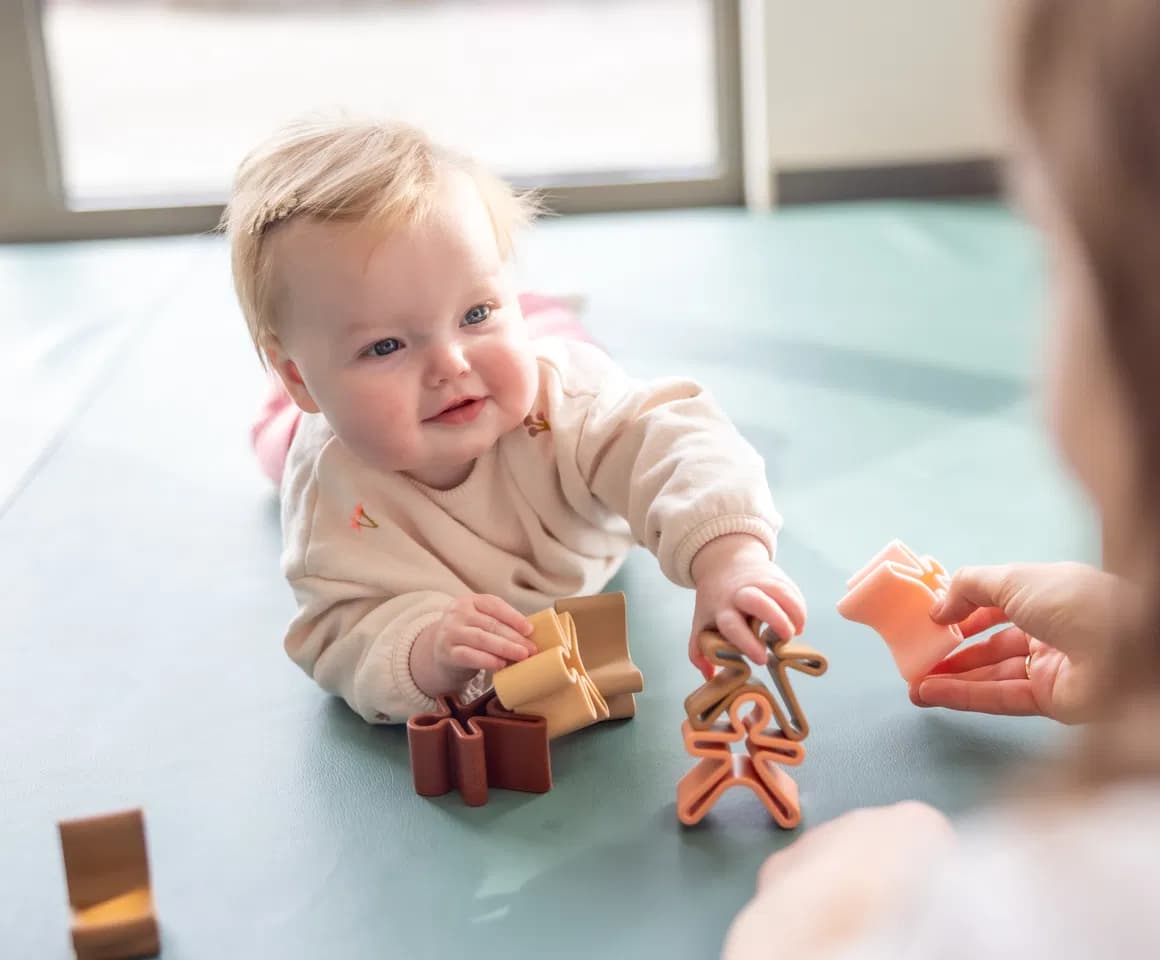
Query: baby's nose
427 342 470 383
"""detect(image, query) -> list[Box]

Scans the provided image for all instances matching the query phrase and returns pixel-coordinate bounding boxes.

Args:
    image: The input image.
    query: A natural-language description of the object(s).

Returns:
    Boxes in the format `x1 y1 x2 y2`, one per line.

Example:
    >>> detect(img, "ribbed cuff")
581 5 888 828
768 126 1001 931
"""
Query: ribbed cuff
672 515 779 588
385 610 446 720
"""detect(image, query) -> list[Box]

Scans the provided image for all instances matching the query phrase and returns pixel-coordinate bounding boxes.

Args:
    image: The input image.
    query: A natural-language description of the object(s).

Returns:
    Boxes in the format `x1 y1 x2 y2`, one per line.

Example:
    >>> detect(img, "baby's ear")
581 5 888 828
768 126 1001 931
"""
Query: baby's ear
264 337 320 415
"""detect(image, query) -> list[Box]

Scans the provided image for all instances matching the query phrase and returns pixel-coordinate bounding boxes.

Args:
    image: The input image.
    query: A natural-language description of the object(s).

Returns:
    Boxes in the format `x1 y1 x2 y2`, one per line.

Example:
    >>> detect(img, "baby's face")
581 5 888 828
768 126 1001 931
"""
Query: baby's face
267 172 539 488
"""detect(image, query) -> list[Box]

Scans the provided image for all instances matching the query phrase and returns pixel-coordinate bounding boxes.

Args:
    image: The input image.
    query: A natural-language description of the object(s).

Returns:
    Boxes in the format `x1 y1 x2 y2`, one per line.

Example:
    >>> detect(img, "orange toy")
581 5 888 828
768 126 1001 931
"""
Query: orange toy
677 692 805 828
837 539 964 683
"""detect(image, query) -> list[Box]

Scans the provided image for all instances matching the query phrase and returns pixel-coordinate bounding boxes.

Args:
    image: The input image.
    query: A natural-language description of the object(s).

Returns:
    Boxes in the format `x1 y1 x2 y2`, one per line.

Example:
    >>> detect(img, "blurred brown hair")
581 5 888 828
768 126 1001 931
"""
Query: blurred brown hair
1012 0 1160 781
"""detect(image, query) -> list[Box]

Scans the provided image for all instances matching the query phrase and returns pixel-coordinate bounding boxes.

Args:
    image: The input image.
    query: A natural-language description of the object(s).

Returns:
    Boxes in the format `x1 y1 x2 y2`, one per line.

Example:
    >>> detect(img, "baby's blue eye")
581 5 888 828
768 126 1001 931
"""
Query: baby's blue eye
367 338 402 357
463 303 491 326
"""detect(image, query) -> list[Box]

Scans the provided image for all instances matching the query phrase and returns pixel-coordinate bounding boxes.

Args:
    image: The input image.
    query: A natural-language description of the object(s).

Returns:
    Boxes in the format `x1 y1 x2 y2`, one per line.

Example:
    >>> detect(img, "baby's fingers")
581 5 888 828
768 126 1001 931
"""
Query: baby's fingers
468 608 538 656
472 594 534 637
717 606 767 663
688 643 715 681
734 585 798 649
452 627 535 668
447 646 508 673
766 569 809 633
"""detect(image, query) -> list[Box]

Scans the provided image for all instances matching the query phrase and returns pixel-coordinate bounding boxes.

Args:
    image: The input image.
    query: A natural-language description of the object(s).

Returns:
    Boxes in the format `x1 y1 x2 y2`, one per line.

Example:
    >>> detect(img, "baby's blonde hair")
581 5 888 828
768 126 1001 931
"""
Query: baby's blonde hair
222 116 537 356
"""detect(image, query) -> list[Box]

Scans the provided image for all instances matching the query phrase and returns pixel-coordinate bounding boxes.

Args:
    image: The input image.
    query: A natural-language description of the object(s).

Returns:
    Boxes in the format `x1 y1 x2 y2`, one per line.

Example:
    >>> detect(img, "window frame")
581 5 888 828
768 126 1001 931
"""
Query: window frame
0 0 743 242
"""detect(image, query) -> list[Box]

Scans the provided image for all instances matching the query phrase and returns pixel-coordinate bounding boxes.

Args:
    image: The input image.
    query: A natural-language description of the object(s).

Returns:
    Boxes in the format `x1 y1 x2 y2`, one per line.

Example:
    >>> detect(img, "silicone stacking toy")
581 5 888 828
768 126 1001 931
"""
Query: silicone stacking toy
408 592 641 805
493 593 643 738
493 608 610 739
407 690 552 806
677 626 827 827
837 539 963 682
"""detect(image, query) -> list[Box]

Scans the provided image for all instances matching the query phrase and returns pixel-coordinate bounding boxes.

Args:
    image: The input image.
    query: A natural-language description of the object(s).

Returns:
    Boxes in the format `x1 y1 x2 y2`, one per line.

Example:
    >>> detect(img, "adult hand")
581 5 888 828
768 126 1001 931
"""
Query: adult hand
912 562 1126 723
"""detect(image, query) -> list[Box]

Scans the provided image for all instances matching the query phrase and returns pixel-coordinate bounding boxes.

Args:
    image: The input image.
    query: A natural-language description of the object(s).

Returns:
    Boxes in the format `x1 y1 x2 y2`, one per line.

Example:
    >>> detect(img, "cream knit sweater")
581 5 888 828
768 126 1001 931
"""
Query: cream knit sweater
279 338 780 722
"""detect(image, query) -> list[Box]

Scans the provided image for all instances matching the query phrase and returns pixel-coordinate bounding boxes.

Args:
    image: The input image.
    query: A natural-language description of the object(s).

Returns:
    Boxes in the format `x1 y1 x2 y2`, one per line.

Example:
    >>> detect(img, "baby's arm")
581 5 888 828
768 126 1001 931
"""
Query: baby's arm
552 342 805 666
285 580 533 722
561 346 778 583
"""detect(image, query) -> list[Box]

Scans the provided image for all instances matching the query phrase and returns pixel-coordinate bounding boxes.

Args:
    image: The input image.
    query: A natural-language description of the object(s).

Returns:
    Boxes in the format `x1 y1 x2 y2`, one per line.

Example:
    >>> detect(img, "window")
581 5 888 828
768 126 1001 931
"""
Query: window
1 0 741 241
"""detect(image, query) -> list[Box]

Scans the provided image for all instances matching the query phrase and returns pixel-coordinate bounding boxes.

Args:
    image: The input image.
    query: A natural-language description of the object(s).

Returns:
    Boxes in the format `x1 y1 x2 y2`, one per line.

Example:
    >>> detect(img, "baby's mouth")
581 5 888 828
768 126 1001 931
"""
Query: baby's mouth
426 396 486 425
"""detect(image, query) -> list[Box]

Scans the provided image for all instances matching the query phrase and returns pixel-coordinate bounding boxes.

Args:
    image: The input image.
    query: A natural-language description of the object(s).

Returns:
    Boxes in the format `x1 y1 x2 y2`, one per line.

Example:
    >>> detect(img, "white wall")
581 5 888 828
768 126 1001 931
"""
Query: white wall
764 0 1008 170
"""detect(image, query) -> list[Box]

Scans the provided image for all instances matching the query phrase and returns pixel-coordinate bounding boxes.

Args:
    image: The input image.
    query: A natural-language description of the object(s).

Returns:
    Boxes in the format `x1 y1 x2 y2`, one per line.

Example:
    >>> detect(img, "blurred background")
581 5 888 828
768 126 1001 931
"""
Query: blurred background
2 0 1006 240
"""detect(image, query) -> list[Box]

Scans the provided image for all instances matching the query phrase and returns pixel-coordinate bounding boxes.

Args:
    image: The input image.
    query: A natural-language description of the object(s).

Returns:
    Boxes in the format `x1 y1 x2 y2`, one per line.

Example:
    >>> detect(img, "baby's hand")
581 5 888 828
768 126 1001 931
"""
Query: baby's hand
411 594 538 697
689 534 808 678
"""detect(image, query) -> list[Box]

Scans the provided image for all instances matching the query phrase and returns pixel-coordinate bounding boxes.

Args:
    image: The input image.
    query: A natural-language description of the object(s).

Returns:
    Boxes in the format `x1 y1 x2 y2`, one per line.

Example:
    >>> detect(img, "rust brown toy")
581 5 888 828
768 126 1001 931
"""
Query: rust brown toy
407 689 552 806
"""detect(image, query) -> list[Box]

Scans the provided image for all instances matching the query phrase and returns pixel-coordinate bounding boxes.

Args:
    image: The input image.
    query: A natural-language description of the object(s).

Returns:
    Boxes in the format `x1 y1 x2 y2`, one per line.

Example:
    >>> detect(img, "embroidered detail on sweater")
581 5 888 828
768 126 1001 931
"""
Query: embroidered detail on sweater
351 503 379 530
523 411 550 437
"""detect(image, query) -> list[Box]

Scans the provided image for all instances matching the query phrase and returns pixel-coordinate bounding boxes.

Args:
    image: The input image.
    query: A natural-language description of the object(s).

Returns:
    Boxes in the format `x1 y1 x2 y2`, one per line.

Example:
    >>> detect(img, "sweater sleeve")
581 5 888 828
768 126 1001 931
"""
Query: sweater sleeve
546 341 781 587
283 580 487 723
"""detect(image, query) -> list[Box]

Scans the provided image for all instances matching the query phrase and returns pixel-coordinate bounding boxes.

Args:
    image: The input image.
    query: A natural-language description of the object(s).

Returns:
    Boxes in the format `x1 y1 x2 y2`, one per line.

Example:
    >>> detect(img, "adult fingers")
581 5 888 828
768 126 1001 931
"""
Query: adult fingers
913 676 1040 716
924 626 1030 676
930 566 1015 625
957 606 1009 639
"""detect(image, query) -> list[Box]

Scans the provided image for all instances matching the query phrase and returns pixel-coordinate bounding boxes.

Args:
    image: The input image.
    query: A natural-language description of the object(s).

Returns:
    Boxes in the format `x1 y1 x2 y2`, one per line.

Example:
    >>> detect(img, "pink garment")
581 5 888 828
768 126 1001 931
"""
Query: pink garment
250 293 596 486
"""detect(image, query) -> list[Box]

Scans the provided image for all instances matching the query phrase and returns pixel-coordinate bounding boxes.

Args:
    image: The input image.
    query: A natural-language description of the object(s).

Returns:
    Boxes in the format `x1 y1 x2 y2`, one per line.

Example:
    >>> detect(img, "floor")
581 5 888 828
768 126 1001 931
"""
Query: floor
0 202 1086 958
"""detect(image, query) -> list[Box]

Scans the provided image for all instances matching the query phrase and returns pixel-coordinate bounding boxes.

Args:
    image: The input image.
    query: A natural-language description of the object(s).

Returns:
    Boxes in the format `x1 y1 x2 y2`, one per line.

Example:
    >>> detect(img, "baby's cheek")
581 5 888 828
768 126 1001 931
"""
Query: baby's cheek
490 344 538 411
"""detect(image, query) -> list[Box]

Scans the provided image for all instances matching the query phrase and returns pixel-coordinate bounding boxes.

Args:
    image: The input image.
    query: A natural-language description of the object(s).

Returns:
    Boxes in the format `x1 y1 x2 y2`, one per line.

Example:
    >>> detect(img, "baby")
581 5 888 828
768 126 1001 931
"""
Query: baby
224 117 807 723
